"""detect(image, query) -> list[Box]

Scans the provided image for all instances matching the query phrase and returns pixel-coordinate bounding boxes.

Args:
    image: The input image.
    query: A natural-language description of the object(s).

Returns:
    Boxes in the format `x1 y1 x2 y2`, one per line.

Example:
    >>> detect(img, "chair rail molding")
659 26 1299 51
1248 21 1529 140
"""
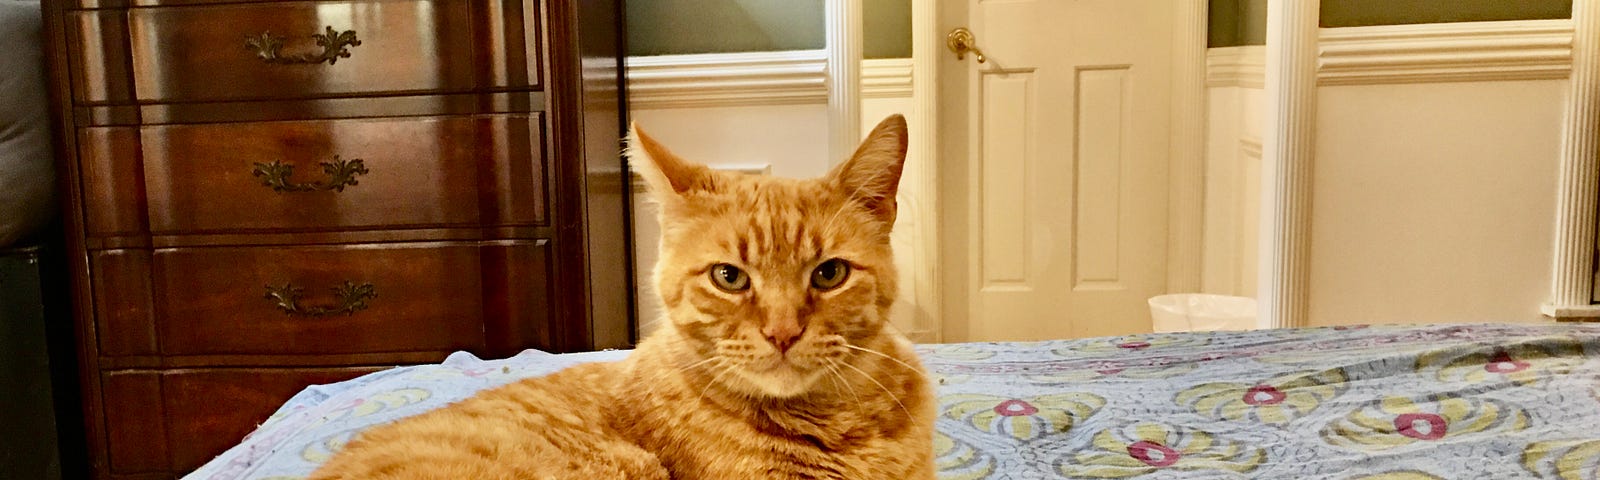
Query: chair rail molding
1319 19 1575 85
626 51 912 109
1207 46 1266 89
625 50 827 109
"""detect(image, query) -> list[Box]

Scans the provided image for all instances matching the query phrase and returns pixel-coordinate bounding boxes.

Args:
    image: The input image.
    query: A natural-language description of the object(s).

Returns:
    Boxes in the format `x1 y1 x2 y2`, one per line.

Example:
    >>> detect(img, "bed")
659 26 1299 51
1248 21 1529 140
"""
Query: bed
185 323 1600 479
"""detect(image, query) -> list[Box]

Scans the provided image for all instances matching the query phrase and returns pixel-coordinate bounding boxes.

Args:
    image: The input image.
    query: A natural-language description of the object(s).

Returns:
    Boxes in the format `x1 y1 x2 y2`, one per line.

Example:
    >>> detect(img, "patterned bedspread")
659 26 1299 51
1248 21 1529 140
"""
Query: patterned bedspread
186 323 1600 479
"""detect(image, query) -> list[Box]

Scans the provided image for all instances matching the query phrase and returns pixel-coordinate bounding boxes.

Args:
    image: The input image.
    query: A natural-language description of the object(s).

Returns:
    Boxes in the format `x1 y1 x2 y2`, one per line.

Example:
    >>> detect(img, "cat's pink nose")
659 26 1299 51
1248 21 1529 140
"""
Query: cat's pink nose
762 323 803 353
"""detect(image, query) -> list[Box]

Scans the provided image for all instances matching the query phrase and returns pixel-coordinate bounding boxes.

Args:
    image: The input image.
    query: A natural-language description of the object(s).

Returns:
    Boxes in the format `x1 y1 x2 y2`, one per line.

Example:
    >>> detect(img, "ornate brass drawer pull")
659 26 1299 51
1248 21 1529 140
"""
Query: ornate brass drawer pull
264 281 376 317
245 26 362 65
251 155 369 193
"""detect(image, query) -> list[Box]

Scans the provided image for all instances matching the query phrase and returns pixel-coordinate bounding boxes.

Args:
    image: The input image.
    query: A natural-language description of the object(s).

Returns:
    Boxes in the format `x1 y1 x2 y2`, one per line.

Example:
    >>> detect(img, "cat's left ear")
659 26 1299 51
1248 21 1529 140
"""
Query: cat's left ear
829 114 909 227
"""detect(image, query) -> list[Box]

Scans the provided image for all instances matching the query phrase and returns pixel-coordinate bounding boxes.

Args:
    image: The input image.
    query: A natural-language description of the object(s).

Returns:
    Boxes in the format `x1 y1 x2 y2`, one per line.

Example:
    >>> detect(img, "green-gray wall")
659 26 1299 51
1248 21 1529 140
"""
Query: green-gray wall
1210 0 1573 47
1210 0 1267 47
625 0 911 58
1321 0 1571 27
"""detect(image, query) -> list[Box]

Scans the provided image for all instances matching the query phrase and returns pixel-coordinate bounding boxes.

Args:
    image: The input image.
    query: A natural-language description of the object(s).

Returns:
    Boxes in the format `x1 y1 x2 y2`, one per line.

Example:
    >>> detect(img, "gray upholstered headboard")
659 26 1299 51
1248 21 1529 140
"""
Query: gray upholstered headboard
0 0 53 248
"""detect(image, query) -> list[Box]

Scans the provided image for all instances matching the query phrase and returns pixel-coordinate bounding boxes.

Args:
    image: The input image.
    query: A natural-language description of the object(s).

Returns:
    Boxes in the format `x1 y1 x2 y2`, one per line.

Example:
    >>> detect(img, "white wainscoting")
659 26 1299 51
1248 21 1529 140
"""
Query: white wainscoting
626 54 925 339
1202 46 1266 299
1207 19 1577 327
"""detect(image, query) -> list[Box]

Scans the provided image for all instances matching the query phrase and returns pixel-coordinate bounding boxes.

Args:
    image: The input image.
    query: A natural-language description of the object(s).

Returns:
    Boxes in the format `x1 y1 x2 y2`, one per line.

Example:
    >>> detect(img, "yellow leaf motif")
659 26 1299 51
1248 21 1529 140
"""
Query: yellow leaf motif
1175 368 1346 425
1026 362 1199 384
1416 340 1584 387
1063 334 1210 356
1523 439 1600 480
1350 471 1446 480
350 388 432 418
1322 395 1529 451
933 431 997 480
1062 422 1265 478
302 430 356 463
942 393 1105 441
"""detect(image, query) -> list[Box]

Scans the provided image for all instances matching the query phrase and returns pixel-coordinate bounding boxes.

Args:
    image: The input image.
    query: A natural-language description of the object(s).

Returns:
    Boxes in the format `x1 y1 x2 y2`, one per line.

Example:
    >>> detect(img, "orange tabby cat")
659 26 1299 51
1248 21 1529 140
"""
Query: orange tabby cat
309 115 935 479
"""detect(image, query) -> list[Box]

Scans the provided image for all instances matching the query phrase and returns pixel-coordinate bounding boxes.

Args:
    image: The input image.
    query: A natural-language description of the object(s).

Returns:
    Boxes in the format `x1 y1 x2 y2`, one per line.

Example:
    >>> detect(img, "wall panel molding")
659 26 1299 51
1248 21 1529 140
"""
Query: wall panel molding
862 58 914 98
1207 46 1266 88
626 51 913 109
626 50 828 109
1318 19 1574 85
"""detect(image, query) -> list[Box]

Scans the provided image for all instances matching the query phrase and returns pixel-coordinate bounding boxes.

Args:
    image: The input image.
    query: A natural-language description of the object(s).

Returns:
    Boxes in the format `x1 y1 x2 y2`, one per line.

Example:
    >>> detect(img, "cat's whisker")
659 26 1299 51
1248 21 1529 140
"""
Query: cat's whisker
698 363 738 403
659 356 723 388
824 360 862 406
842 344 922 375
837 361 912 421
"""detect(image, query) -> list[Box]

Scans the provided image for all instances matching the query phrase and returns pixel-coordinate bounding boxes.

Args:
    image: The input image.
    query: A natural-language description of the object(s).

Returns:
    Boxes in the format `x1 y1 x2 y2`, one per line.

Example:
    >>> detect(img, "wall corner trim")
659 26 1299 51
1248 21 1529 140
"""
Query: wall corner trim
1546 0 1600 315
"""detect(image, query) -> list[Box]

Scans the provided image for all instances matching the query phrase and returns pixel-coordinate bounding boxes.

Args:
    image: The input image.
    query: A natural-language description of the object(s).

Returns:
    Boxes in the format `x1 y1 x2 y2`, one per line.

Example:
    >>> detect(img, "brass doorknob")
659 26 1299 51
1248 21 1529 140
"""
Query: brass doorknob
947 27 986 63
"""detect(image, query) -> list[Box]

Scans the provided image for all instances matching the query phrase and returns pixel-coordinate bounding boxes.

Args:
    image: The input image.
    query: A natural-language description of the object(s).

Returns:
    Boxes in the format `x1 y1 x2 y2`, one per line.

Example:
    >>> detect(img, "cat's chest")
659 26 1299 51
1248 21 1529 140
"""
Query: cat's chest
640 404 898 479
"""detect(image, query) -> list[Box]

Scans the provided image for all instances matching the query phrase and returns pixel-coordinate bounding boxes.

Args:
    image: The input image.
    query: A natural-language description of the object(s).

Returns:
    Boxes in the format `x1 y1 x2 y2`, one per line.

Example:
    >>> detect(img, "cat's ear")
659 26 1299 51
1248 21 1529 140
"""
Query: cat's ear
829 114 909 226
627 123 709 203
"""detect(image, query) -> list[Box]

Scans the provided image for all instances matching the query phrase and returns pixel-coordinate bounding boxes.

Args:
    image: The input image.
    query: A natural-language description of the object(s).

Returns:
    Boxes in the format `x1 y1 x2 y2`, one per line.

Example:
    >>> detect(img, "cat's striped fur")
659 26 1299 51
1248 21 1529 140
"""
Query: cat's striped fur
309 115 934 479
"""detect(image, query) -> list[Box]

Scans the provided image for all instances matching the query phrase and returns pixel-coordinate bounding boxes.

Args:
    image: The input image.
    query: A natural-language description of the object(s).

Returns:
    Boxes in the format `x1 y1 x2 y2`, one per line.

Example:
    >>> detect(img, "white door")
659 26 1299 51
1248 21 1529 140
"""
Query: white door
938 1 1176 341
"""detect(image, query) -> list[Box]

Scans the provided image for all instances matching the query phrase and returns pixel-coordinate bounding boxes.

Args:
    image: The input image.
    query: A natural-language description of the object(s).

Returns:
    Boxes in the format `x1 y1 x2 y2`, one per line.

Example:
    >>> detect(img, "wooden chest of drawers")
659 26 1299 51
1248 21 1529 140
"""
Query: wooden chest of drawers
41 1 632 478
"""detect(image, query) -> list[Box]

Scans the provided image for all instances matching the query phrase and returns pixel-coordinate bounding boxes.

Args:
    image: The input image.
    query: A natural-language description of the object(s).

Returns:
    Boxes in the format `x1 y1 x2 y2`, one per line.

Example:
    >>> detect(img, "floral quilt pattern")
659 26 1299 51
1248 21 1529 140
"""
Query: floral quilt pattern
187 323 1600 479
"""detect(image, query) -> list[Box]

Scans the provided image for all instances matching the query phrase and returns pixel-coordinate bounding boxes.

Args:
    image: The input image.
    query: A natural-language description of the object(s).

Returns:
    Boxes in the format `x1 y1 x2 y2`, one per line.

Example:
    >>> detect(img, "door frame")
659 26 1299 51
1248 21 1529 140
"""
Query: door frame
846 0 1208 341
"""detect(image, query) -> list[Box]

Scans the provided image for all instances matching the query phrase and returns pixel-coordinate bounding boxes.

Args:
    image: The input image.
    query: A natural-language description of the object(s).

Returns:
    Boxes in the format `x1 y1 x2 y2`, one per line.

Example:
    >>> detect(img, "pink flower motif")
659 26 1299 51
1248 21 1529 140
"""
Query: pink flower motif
1096 368 1126 375
993 399 1038 417
1394 413 1448 440
1242 385 1287 406
1484 351 1531 374
1127 440 1182 467
1118 341 1152 350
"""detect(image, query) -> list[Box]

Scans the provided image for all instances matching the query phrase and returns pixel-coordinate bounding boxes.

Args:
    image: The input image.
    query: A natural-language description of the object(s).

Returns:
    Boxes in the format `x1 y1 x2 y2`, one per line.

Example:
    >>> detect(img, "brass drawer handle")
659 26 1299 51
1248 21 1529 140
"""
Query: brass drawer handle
244 26 362 65
251 155 369 193
264 281 375 317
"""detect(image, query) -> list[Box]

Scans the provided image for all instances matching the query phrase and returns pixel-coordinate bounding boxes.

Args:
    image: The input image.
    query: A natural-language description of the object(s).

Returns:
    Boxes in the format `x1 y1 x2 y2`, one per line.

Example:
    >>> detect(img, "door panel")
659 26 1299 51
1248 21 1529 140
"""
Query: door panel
946 0 1175 341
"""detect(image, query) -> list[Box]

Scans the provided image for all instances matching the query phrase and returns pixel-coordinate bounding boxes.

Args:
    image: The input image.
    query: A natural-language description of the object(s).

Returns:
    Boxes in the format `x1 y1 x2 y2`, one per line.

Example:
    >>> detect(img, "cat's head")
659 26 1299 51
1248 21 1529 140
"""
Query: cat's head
629 115 908 399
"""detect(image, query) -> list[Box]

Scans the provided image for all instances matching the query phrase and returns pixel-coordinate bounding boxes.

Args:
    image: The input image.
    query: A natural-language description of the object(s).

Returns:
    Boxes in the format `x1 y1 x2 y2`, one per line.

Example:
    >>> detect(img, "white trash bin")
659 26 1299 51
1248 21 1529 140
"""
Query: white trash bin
1148 294 1257 333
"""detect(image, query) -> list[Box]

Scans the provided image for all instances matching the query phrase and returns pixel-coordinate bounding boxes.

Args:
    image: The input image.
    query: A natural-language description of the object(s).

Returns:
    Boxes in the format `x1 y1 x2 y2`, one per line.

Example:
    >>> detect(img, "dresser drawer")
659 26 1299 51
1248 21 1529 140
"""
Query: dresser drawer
86 240 551 357
101 367 384 474
80 114 546 236
71 0 542 103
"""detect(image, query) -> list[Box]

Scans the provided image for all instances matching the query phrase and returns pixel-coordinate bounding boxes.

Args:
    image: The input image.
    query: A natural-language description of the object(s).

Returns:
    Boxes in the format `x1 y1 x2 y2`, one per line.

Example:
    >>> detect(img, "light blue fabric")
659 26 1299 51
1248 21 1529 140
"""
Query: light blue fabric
186 323 1600 479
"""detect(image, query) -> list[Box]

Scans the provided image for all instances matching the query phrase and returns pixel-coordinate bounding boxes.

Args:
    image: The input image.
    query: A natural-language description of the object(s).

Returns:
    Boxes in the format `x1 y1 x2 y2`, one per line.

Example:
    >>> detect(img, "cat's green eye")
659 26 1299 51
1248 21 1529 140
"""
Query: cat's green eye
709 263 750 292
810 259 850 291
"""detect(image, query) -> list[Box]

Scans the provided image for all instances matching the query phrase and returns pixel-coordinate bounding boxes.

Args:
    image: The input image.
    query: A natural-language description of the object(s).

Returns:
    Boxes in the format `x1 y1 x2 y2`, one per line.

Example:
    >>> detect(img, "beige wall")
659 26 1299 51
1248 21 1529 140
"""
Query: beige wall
1308 80 1565 325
